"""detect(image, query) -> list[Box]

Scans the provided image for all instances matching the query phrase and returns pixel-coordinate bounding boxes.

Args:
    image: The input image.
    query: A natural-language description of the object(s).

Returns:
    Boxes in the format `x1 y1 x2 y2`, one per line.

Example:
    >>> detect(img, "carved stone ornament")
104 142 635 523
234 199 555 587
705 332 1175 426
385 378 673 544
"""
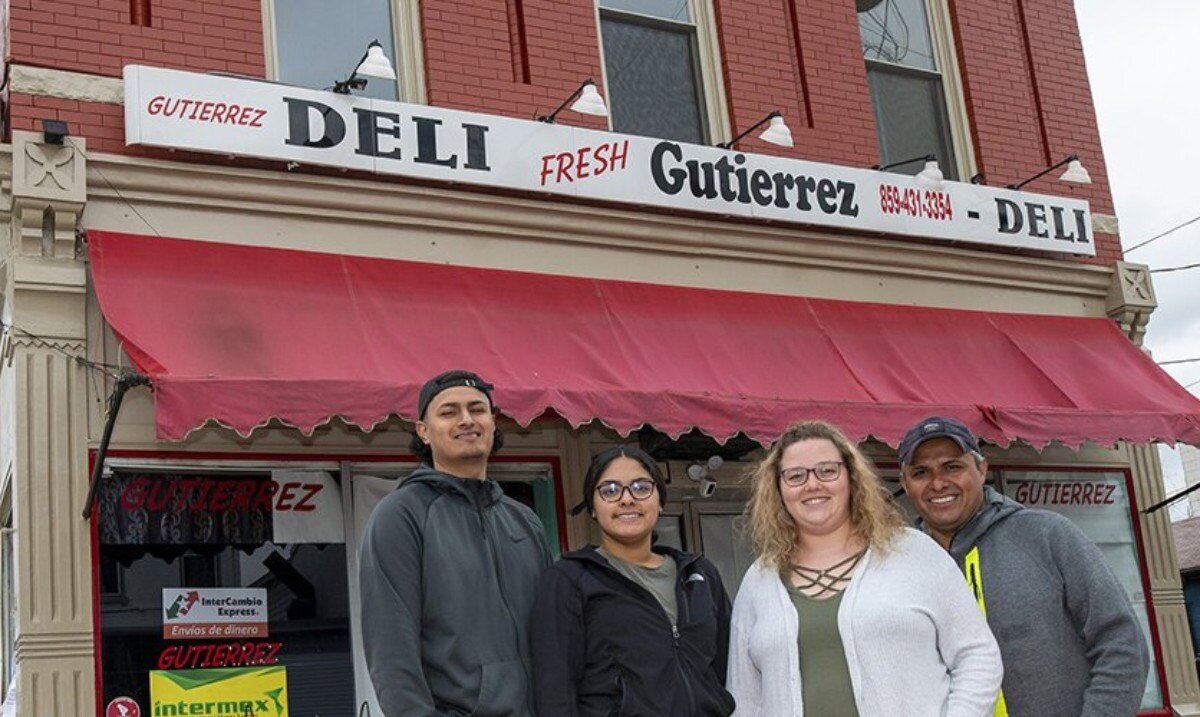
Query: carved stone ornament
11 129 86 205
1106 261 1157 345
9 130 87 260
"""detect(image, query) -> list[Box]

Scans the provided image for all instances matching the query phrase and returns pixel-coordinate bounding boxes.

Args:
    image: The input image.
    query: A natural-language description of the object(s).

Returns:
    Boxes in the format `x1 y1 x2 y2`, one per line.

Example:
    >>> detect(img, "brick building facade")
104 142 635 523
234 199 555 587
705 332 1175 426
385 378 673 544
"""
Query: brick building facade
0 0 1196 715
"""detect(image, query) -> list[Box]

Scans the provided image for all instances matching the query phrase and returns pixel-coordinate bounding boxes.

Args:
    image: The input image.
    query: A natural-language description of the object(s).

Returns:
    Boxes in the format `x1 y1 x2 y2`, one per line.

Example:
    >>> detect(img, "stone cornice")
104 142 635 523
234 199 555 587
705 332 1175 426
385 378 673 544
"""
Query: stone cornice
70 150 1116 305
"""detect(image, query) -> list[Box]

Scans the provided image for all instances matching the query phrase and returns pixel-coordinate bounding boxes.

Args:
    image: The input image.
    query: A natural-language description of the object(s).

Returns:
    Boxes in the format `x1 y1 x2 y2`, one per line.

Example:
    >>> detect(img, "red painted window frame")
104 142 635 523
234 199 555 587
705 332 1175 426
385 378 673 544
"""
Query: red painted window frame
89 448 568 715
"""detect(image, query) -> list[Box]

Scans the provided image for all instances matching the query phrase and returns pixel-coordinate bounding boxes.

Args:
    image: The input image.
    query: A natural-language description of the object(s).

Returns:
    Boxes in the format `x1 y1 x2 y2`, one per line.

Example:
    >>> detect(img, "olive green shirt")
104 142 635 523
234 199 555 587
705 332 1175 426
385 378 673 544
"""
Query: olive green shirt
786 582 859 717
598 547 679 626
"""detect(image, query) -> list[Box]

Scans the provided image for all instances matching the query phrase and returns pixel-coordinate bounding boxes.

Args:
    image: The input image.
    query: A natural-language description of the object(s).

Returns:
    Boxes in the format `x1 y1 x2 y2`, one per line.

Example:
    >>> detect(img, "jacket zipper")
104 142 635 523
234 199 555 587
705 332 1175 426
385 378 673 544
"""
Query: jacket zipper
594 554 702 716
673 576 697 716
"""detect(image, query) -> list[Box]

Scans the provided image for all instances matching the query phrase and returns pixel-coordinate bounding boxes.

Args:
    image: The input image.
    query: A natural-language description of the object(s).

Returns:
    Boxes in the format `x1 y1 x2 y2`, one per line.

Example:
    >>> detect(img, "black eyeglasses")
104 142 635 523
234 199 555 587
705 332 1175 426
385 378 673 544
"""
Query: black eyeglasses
595 479 657 503
779 461 845 487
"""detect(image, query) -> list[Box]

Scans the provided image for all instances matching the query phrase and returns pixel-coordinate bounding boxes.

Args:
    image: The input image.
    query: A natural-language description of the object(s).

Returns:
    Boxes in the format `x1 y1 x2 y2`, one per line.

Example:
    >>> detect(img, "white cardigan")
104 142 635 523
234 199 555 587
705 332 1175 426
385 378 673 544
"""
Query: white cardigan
728 528 1002 717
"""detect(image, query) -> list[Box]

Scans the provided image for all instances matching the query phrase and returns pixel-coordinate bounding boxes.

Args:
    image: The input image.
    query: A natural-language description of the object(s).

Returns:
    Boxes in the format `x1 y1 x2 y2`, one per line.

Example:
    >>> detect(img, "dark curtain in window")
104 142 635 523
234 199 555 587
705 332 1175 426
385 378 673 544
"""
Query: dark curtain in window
866 66 958 180
601 16 707 144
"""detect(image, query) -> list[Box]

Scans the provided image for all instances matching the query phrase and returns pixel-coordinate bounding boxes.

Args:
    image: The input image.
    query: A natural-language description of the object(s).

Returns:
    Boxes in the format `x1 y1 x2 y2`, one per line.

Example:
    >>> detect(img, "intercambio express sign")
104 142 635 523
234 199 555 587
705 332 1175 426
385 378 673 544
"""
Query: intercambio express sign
123 65 1094 256
162 588 268 639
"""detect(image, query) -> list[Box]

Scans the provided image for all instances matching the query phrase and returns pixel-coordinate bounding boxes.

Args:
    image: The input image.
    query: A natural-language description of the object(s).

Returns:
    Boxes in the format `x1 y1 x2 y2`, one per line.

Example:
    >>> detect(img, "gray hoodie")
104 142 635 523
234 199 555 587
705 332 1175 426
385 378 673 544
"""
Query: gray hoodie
935 486 1149 716
359 466 553 717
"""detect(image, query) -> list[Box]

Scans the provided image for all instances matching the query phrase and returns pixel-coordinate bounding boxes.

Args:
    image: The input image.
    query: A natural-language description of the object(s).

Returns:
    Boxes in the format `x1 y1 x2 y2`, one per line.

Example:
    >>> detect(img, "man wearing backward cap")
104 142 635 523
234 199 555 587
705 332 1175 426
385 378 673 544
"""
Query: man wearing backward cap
359 370 552 717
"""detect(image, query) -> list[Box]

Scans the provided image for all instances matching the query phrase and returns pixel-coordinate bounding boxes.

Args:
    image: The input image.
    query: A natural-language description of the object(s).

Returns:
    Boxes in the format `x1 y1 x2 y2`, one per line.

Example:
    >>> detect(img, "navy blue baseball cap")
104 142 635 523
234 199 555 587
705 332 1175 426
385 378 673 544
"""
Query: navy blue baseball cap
898 416 981 467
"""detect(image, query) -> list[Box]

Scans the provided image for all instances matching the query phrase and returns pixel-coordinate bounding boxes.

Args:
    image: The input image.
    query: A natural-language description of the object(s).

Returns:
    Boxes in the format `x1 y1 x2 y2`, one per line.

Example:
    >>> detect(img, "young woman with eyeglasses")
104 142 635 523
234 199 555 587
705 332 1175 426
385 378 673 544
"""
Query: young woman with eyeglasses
727 420 1002 716
530 444 736 717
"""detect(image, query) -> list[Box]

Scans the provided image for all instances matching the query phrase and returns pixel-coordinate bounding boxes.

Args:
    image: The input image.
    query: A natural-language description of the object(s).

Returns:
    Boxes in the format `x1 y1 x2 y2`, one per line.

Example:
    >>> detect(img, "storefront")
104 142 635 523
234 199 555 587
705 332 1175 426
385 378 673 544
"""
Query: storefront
4 63 1199 716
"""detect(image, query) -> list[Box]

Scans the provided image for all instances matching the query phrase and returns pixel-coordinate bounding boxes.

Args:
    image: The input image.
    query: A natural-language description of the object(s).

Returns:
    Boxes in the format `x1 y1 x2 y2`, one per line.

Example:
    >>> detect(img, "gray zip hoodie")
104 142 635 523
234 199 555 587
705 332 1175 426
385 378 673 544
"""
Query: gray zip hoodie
359 466 553 717
932 486 1149 716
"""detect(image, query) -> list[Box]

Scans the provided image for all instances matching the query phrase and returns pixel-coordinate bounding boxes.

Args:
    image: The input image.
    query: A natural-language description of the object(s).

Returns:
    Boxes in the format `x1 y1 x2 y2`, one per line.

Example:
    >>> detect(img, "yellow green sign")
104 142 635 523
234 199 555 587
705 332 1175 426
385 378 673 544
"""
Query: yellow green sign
149 666 287 716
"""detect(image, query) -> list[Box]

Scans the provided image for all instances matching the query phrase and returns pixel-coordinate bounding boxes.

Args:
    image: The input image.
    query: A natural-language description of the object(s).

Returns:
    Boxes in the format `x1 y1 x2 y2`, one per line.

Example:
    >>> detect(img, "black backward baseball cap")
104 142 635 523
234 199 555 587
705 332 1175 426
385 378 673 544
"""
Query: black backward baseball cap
898 416 981 467
417 370 496 419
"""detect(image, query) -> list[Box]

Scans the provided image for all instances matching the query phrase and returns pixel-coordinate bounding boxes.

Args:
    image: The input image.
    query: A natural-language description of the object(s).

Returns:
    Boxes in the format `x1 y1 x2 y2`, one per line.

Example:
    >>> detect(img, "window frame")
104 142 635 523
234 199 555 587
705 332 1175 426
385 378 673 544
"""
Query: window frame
860 0 976 180
260 0 427 104
594 0 731 144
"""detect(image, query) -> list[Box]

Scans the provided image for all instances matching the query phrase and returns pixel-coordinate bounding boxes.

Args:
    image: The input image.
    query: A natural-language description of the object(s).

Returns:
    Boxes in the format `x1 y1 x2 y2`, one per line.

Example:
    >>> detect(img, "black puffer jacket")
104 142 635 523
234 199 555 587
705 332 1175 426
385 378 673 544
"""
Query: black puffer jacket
530 545 736 717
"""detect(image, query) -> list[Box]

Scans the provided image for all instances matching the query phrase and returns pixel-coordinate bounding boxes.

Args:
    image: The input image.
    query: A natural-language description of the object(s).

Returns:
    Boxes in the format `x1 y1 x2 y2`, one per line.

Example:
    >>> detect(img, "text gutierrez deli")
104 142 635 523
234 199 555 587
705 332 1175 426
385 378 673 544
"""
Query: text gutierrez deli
124 65 1094 256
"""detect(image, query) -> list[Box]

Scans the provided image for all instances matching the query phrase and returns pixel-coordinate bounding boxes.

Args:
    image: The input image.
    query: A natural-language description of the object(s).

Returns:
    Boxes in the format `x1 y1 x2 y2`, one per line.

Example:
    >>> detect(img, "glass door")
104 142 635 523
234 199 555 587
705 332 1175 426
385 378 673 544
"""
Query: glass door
656 499 754 597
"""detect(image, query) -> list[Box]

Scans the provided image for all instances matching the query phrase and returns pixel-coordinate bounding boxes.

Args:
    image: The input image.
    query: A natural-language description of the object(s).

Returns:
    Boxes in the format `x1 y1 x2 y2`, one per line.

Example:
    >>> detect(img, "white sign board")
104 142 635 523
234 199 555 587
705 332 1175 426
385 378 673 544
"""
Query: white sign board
123 65 1094 256
162 587 268 639
270 470 344 544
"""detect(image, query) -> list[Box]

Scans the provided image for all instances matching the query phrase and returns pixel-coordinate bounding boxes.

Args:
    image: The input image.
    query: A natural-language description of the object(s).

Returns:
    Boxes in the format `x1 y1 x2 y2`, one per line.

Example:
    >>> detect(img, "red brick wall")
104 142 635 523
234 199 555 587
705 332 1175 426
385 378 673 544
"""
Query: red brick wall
5 0 1119 263
949 0 1117 264
7 0 264 77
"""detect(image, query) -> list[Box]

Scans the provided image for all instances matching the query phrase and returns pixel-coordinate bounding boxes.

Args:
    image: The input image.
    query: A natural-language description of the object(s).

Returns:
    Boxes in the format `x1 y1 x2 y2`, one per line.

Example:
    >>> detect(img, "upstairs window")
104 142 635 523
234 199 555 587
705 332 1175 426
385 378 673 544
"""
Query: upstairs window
598 0 722 144
266 0 425 103
858 0 963 179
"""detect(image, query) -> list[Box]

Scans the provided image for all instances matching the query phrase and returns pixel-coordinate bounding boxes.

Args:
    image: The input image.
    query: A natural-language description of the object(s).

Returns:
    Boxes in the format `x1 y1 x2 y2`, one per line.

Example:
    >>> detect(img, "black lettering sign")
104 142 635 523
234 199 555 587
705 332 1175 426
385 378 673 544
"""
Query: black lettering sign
283 97 345 149
412 116 457 168
354 108 403 159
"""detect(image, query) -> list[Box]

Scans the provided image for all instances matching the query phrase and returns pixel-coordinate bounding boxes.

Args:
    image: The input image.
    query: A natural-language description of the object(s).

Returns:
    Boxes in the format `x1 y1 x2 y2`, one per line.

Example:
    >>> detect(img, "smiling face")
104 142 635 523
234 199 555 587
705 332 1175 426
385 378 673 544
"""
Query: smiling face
592 456 661 547
901 437 988 548
415 386 495 478
778 438 851 539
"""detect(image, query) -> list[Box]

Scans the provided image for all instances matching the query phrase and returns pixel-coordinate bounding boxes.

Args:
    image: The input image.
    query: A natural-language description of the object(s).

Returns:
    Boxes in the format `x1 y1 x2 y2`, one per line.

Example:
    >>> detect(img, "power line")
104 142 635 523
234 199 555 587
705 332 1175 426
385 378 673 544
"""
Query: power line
1125 213 1200 254
1159 357 1200 367
1151 262 1200 274
1185 377 1200 389
65 136 163 238
0 320 128 380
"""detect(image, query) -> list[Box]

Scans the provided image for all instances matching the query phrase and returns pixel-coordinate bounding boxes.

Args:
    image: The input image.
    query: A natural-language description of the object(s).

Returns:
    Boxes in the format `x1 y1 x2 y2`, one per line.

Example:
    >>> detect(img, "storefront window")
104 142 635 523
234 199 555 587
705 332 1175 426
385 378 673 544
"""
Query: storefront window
269 0 401 101
858 0 960 179
1000 470 1163 710
96 469 355 716
598 0 710 143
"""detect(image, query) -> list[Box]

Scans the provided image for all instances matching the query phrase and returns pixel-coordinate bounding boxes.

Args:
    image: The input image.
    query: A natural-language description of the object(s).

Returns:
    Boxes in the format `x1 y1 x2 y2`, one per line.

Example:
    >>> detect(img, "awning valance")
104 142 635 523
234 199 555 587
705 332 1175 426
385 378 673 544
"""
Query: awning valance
88 231 1200 448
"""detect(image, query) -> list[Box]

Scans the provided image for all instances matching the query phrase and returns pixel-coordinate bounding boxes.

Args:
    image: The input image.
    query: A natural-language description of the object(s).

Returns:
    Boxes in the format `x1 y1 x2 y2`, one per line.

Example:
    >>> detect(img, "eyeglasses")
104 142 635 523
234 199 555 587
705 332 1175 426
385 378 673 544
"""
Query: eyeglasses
779 461 845 487
595 479 657 503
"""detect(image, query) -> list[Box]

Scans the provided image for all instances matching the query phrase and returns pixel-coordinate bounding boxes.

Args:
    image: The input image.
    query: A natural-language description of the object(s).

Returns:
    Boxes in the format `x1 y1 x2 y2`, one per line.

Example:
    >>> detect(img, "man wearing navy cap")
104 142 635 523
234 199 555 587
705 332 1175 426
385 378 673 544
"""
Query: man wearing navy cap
359 370 552 717
898 416 1148 716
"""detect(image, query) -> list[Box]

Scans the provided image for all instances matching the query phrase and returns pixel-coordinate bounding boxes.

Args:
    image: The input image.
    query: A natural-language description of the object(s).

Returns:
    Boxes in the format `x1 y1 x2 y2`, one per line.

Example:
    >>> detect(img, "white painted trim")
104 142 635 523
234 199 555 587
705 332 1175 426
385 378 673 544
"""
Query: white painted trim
691 0 732 144
926 0 977 181
9 66 123 105
1093 213 1119 234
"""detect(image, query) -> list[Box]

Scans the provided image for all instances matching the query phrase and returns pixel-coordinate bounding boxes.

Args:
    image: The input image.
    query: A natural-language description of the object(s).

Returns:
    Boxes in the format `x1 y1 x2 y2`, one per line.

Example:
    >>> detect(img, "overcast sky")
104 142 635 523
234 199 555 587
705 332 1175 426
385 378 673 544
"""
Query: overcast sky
1075 0 1200 517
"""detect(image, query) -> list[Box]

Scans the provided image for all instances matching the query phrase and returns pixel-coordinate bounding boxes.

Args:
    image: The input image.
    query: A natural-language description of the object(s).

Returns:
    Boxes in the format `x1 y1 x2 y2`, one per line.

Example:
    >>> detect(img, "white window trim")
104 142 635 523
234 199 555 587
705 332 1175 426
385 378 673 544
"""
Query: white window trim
260 0 426 105
924 0 976 181
593 0 731 144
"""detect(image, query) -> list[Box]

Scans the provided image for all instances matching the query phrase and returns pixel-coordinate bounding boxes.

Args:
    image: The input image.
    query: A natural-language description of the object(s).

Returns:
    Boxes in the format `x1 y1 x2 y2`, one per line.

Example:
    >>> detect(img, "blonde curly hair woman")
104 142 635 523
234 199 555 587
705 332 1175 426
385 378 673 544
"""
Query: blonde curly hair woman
727 420 1002 716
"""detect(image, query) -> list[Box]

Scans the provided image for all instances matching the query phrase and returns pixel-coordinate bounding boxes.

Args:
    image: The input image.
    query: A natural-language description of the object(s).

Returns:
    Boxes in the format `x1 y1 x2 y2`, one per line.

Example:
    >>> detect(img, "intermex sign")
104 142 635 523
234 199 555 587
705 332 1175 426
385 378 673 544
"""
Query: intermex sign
124 65 1094 255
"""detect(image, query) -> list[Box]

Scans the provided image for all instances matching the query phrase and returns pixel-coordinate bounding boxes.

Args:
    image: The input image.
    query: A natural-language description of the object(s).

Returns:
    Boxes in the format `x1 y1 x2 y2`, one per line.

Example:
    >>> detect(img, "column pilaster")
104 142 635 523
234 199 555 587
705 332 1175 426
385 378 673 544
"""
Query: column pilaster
4 129 95 717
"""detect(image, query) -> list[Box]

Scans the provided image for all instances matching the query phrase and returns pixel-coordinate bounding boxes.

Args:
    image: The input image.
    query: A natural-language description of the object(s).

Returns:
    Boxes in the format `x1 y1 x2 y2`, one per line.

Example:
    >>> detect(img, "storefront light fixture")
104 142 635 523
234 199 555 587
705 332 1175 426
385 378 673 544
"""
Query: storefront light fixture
332 40 397 94
686 455 724 498
1007 154 1092 190
41 118 70 145
717 111 794 149
873 154 945 191
536 79 609 123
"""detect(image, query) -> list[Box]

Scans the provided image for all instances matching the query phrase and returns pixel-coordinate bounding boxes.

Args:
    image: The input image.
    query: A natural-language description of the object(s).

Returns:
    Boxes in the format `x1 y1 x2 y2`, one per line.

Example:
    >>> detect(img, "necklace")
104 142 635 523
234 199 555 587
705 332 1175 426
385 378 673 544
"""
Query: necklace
788 549 866 598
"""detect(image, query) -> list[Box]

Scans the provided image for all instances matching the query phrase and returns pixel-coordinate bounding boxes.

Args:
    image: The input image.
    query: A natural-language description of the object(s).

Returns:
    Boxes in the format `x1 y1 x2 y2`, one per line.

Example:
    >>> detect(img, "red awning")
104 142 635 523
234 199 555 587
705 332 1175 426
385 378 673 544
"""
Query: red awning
88 231 1200 448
